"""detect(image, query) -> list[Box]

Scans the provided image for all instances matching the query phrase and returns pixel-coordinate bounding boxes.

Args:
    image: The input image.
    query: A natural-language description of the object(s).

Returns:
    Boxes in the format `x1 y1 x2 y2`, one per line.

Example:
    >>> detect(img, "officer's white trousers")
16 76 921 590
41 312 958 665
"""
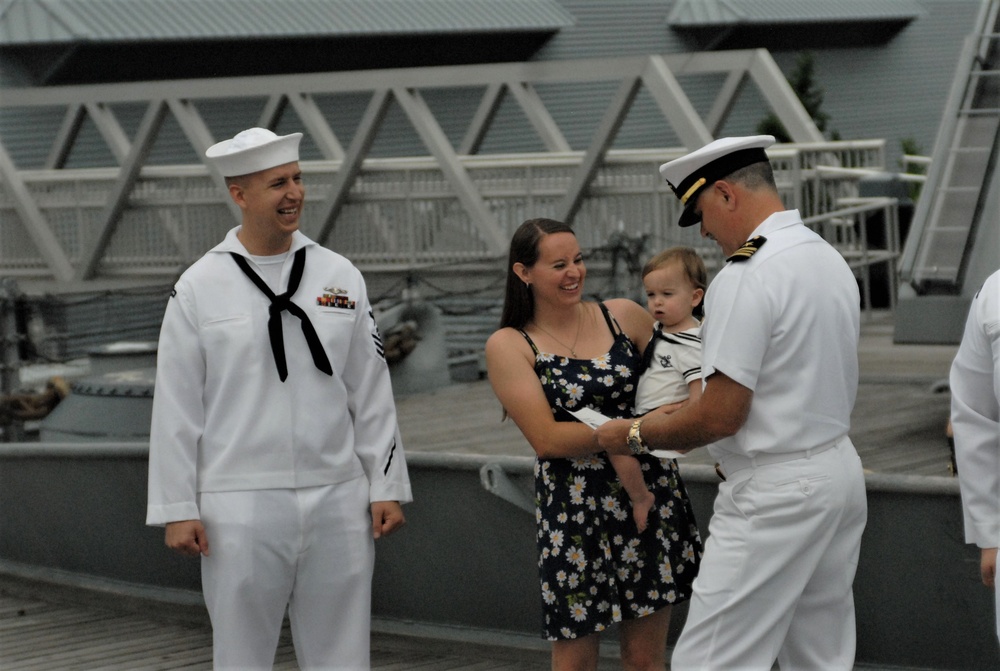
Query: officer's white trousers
199 477 374 670
671 438 868 670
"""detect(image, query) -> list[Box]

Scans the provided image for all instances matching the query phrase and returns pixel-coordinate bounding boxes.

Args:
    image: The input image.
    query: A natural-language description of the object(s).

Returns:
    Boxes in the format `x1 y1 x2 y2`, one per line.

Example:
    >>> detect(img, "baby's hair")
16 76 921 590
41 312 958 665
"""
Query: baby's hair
642 247 707 320
642 246 707 293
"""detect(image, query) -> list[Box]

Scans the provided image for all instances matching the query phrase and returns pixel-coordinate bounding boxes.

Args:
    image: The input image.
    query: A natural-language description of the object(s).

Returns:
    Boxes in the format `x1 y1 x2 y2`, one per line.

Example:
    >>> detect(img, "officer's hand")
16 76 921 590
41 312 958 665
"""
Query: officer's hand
648 400 686 416
982 547 997 588
165 520 210 558
371 501 406 539
594 418 632 455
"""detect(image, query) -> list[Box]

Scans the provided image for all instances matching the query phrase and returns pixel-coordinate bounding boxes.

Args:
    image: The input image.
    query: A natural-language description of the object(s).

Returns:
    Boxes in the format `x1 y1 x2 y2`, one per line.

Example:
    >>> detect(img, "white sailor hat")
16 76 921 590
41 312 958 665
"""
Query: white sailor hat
659 135 775 227
205 127 303 177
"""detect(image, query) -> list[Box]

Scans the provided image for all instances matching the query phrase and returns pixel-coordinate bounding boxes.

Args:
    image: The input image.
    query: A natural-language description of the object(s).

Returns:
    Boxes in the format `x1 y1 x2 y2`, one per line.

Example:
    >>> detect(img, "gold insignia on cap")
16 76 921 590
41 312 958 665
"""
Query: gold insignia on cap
726 236 767 263
680 178 707 205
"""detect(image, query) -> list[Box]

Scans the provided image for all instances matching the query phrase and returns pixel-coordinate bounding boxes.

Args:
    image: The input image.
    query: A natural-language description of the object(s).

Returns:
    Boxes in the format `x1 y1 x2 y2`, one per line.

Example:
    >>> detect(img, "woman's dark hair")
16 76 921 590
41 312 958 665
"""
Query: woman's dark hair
499 218 576 330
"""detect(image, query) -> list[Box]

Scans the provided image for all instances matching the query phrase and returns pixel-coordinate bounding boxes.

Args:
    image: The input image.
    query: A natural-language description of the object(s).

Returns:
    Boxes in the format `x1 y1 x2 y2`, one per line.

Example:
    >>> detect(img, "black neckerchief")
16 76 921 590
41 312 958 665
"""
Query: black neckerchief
230 247 333 382
638 326 691 375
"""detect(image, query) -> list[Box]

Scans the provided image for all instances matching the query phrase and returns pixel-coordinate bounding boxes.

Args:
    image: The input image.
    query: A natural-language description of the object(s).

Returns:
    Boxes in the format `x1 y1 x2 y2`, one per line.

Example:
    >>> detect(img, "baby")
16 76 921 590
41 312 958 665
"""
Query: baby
610 246 706 532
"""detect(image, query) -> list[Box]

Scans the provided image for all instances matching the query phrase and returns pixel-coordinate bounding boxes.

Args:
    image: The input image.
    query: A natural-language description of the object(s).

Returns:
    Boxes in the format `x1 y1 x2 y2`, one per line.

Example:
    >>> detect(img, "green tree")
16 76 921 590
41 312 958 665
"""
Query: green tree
900 137 925 200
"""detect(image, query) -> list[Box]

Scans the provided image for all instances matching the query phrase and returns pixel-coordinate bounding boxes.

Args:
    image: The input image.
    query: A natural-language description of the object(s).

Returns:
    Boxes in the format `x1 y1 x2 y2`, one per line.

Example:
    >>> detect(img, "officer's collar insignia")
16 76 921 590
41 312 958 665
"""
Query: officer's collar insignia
726 236 767 263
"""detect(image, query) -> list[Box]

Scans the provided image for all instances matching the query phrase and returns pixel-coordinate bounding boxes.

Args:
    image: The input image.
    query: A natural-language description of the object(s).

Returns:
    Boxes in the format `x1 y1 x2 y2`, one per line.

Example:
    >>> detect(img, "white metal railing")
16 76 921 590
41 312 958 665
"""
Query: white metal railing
0 140 886 278
804 196 902 313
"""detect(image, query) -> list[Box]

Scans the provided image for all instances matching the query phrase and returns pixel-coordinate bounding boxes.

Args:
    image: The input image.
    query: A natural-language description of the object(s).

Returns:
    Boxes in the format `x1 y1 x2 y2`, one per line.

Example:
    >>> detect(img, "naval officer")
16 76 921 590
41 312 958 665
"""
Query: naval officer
146 127 411 670
950 268 1000 644
595 135 868 669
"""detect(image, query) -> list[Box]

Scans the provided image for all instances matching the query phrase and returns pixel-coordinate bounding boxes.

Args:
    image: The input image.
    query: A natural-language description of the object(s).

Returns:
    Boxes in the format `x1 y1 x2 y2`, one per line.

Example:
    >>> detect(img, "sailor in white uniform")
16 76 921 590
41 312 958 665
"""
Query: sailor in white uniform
595 135 868 669
146 128 411 670
951 268 1000 644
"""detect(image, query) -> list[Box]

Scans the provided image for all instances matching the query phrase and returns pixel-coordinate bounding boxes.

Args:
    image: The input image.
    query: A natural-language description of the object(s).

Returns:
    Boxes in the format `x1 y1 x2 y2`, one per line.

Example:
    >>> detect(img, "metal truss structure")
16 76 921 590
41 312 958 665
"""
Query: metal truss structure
0 49 827 284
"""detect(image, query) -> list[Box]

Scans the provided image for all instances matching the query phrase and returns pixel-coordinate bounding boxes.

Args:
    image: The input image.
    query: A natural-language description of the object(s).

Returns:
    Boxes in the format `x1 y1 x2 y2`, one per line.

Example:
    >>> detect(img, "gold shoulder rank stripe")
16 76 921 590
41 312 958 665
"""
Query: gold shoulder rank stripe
727 235 767 263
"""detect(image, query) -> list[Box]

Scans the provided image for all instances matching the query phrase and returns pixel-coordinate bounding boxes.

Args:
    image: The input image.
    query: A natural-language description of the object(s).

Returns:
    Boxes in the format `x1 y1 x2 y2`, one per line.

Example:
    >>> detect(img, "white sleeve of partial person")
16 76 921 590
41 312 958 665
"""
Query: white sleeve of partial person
342 278 413 505
146 286 206 526
951 277 1000 548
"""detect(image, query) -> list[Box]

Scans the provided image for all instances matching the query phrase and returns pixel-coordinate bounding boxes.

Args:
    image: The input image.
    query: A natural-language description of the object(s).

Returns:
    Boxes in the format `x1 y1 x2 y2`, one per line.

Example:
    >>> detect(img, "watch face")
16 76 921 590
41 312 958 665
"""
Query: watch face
627 421 642 453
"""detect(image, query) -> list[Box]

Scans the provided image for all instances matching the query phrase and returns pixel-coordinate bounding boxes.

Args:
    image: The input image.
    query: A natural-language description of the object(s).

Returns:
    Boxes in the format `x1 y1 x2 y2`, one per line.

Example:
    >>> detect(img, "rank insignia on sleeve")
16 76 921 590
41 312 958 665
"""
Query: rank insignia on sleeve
369 308 386 361
726 235 767 263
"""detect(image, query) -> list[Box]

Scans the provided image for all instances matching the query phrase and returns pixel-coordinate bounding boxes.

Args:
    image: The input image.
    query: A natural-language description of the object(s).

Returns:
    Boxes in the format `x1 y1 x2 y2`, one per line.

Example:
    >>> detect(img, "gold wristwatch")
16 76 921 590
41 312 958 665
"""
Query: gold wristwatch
627 418 646 455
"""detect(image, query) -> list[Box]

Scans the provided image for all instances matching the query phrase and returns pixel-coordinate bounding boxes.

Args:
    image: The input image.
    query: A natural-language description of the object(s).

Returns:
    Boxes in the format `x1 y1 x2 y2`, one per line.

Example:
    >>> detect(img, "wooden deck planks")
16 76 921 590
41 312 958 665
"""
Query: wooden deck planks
0 592 573 671
396 376 956 476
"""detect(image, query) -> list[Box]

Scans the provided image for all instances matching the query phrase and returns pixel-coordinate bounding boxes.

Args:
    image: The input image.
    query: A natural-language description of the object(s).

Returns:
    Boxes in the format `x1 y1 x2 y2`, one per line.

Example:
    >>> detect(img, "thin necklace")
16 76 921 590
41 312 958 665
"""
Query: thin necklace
534 304 583 357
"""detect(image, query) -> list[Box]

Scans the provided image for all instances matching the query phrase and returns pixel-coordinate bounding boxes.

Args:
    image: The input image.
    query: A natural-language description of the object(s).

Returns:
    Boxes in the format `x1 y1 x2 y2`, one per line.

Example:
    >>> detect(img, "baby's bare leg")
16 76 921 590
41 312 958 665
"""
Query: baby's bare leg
609 454 655 532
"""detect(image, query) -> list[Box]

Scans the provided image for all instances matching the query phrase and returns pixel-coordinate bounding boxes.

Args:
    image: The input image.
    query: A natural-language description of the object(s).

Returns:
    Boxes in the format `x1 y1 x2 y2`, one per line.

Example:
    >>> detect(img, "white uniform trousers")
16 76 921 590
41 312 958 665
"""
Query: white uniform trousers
199 476 374 670
671 437 868 670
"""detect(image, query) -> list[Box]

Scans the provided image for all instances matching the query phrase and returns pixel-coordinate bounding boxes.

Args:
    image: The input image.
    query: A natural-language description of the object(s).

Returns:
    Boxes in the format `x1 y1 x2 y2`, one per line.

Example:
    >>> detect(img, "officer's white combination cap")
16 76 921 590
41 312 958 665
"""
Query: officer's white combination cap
659 135 775 228
205 127 303 177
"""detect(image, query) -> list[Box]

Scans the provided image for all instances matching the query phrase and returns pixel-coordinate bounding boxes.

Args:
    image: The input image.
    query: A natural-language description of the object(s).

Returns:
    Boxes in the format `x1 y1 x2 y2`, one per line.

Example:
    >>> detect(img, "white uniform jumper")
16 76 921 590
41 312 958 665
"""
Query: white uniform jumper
634 324 701 414
147 228 411 670
670 210 868 670
951 269 1000 643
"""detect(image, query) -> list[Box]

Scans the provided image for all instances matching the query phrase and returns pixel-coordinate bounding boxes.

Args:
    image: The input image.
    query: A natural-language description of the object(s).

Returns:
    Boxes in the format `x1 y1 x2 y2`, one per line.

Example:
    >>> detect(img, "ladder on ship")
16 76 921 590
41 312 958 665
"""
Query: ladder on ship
900 0 1000 294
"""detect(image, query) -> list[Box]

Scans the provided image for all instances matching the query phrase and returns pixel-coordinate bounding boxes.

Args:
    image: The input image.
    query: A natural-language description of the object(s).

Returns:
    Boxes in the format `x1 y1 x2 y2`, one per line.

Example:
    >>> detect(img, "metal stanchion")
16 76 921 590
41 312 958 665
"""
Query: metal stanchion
0 278 24 441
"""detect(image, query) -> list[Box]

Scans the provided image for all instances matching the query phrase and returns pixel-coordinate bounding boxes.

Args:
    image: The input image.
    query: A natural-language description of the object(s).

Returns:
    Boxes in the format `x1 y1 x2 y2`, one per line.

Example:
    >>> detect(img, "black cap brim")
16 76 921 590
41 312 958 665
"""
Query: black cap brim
678 205 700 228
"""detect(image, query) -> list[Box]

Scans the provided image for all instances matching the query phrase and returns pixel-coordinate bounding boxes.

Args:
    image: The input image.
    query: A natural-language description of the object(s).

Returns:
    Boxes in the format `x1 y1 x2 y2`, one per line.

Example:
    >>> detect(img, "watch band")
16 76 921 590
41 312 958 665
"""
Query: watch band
627 418 645 455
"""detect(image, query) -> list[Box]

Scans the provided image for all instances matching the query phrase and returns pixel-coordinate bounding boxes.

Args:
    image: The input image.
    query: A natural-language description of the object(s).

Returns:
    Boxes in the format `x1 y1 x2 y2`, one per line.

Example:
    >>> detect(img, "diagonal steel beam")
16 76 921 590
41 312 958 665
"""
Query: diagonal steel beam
557 76 643 226
705 69 748 136
746 50 824 144
166 98 242 223
84 102 132 163
459 82 505 155
641 56 713 149
0 141 75 281
315 89 393 246
166 98 215 150
506 81 571 152
77 99 168 280
258 94 289 129
392 86 507 255
287 93 345 160
45 103 85 169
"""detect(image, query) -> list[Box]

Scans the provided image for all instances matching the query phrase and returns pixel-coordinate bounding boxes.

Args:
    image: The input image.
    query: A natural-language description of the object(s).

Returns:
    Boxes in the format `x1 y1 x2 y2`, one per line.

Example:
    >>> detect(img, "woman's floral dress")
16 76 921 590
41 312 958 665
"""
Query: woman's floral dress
520 303 702 641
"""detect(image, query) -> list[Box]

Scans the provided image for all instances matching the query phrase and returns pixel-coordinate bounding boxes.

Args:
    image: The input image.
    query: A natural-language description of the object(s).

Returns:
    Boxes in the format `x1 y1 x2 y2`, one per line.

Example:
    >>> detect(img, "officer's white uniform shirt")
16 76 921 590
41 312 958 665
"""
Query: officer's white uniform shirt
146 227 412 525
951 269 1000 549
701 209 860 461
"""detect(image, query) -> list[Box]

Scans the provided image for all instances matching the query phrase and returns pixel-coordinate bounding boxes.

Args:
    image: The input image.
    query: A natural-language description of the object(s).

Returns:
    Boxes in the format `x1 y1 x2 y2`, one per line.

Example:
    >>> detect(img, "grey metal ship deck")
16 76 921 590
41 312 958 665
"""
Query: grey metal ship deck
0 311 965 670
0 589 571 671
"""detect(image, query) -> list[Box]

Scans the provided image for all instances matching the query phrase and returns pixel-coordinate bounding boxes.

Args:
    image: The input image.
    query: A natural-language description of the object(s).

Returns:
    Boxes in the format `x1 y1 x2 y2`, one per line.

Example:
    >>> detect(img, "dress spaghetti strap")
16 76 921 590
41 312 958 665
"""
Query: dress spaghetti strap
598 302 622 336
517 329 540 356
